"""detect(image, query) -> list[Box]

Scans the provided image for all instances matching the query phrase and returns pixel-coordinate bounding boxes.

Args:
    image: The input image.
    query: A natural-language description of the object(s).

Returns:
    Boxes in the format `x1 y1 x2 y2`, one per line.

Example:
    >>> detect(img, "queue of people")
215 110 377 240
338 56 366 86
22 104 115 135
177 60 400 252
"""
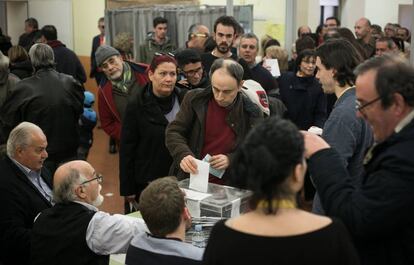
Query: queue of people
0 12 413 265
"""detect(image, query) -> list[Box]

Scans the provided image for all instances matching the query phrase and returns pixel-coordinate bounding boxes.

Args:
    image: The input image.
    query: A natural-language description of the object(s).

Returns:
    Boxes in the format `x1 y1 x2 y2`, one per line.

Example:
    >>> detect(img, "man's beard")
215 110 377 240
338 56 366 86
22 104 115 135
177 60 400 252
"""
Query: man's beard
91 185 104 207
217 43 230 54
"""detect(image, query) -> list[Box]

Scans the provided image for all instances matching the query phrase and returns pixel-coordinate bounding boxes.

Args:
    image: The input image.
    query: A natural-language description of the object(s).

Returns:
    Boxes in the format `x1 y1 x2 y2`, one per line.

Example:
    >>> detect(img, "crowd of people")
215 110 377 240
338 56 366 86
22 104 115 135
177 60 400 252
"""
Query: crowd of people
0 12 413 265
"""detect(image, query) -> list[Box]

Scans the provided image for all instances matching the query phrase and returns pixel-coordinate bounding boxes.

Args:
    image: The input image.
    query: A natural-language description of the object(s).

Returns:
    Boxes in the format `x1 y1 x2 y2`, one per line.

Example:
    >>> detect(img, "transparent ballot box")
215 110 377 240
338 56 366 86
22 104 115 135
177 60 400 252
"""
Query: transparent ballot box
179 178 252 219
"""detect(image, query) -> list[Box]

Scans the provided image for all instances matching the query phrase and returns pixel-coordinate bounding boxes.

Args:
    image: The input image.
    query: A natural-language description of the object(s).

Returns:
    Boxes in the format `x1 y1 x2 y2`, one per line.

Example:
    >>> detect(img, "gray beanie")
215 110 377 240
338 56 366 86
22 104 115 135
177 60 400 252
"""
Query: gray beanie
95 45 120 66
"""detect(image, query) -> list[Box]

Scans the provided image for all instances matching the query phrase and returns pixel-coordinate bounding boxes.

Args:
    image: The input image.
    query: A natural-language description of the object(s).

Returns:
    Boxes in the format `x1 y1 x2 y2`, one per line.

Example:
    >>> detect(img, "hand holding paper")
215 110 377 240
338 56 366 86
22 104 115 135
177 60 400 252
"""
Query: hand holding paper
189 158 209 193
180 155 198 174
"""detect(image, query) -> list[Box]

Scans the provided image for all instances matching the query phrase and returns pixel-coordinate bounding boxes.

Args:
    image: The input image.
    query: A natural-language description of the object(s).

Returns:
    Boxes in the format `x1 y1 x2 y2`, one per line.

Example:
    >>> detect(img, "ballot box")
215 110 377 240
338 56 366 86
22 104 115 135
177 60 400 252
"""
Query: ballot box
179 178 252 219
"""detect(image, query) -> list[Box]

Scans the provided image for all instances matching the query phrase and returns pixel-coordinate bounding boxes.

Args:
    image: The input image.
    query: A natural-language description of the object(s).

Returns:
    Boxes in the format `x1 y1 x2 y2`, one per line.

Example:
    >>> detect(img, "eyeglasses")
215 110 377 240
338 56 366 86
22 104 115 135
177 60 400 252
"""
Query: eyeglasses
154 52 175 58
193 33 209 38
80 173 103 185
356 96 381 112
182 66 203 77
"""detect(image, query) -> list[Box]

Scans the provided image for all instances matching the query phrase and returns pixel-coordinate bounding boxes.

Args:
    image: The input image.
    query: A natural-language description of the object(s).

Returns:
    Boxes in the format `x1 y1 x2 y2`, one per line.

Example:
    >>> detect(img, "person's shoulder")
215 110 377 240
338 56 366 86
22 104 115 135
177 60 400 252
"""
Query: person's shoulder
129 61 149 74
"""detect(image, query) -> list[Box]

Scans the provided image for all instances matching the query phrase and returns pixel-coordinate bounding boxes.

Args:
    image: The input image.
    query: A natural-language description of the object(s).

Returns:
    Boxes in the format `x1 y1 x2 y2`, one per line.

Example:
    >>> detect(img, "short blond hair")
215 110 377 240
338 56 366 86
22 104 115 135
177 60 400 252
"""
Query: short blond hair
265 45 288 71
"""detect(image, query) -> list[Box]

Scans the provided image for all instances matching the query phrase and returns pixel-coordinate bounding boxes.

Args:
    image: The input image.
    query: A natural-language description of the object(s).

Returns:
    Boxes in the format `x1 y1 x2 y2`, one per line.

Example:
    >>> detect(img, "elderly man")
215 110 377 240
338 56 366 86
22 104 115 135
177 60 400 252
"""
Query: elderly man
1 43 84 175
126 177 203 264
96 44 148 143
166 58 264 184
375 37 398 57
185 23 210 52
139 17 176 64
175 48 210 90
30 160 146 265
238 32 277 92
0 122 52 265
355 17 376 58
40 25 86 83
304 54 414 265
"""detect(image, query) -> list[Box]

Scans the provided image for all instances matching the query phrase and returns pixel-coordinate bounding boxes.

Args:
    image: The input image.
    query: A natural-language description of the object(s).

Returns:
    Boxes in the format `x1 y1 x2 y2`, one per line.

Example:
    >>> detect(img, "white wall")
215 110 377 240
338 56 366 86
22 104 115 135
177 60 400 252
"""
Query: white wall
28 0 73 49
6 2 28 45
364 0 412 28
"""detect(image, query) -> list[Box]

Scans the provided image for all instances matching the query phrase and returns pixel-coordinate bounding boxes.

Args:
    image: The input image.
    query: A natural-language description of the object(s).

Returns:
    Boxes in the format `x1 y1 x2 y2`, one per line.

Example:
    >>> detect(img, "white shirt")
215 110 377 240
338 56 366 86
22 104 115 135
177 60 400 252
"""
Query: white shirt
74 201 148 255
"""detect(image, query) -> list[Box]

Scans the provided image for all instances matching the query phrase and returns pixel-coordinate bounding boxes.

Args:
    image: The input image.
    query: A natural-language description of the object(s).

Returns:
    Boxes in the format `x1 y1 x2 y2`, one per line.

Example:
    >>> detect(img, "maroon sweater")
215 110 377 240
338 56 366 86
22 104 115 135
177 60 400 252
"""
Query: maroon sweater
201 98 236 184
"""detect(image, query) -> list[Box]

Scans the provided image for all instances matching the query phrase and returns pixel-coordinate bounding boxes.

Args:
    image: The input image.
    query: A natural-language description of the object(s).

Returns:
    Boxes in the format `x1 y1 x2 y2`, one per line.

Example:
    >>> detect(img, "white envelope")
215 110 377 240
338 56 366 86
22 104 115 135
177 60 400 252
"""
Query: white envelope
189 159 209 193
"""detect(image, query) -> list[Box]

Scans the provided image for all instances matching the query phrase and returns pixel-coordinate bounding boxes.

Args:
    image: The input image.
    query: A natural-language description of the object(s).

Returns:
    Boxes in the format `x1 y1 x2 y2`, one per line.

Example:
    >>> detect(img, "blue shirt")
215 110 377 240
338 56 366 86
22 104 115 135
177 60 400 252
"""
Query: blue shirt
9 156 53 204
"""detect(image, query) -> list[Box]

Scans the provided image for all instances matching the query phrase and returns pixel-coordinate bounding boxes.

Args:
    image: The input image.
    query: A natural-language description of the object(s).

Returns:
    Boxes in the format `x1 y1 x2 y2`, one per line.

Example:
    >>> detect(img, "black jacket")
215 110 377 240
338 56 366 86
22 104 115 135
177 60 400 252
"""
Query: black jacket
48 40 87 83
0 67 84 159
278 72 327 130
9 60 33 79
0 156 52 265
119 84 187 196
309 118 414 265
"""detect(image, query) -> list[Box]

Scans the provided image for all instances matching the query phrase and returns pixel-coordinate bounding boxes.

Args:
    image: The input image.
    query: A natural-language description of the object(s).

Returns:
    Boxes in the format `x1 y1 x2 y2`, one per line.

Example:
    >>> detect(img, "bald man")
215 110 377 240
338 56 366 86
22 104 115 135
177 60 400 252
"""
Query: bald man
31 160 147 265
354 17 376 57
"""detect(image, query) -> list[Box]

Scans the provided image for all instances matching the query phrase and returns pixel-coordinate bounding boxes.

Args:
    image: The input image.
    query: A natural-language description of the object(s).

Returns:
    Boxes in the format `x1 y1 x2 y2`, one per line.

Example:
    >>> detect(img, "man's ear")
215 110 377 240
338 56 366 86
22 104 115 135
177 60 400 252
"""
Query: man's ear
75 185 87 199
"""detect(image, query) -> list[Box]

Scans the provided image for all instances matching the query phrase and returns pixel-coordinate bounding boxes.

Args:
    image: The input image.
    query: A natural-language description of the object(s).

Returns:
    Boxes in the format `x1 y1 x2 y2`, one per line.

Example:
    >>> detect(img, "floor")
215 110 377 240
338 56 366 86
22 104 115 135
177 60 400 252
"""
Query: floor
87 127 124 214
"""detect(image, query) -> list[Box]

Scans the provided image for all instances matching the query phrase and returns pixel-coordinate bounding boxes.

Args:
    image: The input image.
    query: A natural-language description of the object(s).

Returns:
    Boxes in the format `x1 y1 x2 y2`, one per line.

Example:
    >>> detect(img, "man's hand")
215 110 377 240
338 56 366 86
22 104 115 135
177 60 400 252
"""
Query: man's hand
301 131 330 158
209 154 229 170
180 155 198 174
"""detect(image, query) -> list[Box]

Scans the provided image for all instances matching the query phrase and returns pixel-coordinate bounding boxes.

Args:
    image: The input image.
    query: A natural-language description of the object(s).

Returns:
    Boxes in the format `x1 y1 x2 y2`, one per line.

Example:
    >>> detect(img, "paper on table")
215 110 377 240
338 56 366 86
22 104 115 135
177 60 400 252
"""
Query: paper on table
265 58 281 77
189 159 209 193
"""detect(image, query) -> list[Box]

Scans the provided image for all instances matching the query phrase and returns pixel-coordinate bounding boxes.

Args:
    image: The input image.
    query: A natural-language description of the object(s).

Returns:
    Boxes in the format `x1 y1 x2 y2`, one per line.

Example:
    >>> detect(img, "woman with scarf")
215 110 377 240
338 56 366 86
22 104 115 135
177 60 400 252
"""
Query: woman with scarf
119 53 187 211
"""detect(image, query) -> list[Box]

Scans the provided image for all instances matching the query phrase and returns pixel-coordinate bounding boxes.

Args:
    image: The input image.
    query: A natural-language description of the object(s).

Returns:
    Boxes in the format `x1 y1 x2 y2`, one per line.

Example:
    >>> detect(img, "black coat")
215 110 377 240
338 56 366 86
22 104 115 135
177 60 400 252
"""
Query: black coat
0 156 52 265
278 72 327 130
309 118 414 265
9 60 33 79
0 68 84 160
119 84 187 197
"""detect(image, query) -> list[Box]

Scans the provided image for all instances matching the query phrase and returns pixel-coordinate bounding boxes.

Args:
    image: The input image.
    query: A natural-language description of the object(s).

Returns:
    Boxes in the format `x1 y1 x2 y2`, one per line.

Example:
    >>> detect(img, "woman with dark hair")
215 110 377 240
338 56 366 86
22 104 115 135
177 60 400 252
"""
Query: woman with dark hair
119 53 187 209
278 49 327 130
203 117 360 265
8 45 33 79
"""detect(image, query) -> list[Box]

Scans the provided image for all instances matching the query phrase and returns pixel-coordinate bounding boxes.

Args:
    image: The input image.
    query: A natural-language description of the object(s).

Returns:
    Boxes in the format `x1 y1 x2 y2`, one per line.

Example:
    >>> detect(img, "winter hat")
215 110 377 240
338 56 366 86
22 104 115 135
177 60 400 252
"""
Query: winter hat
95 45 120 67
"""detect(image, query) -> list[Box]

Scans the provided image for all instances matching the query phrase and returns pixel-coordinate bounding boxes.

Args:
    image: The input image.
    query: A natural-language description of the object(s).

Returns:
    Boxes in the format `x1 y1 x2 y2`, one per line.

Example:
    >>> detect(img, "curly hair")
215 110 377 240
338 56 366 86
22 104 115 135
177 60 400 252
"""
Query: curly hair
229 117 304 214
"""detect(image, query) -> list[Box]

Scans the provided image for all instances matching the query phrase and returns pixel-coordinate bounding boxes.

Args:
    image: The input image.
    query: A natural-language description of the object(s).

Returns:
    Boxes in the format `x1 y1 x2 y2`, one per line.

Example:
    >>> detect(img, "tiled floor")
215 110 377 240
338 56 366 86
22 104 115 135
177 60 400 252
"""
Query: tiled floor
87 127 124 214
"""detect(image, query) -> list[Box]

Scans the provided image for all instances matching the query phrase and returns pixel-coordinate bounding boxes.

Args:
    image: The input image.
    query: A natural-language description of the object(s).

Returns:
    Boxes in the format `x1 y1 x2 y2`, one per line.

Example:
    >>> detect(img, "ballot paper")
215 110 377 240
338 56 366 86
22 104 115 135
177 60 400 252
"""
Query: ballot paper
308 126 323 135
265 58 281 77
203 154 225 179
189 159 209 193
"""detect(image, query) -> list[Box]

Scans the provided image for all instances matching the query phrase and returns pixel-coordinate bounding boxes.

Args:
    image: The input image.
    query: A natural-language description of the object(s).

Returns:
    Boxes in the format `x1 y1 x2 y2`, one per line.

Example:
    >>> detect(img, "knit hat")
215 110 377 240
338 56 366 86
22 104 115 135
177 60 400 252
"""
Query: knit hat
95 45 120 67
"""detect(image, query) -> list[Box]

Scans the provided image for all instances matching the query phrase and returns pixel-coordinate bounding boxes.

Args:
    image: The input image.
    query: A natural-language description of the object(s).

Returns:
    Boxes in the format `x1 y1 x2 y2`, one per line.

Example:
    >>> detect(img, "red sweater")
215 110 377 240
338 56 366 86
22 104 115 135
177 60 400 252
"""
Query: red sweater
201 98 236 184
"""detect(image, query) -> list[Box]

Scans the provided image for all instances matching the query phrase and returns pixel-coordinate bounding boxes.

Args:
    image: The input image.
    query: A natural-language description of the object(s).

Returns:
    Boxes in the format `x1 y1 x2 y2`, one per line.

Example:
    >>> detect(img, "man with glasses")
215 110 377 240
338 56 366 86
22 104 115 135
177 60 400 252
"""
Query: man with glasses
185 23 210 53
0 122 52 265
313 39 373 214
176 48 210 90
304 54 414 265
31 160 147 265
90 17 106 86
